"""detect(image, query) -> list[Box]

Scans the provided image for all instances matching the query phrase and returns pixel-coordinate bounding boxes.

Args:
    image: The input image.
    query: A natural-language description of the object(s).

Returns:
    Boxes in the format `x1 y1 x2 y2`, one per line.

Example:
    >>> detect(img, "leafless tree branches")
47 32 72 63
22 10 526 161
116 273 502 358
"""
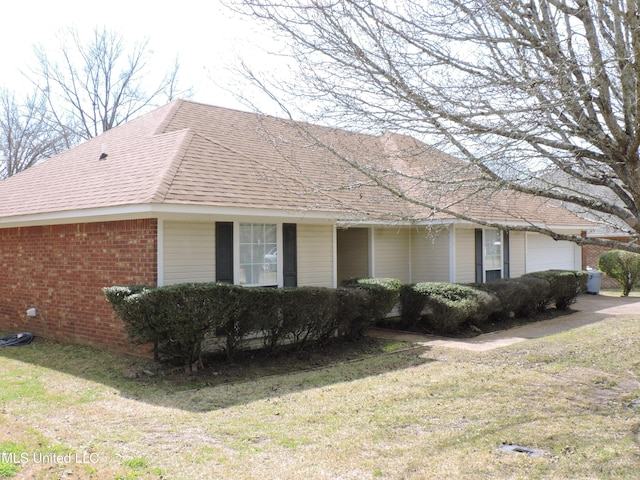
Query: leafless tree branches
0 26 189 179
28 26 187 142
0 88 70 179
233 0 640 250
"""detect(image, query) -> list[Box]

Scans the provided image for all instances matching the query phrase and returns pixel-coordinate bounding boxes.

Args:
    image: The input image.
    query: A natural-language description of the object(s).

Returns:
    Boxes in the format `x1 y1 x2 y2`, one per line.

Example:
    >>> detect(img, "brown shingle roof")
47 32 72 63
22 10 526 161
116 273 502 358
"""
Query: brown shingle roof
0 99 591 228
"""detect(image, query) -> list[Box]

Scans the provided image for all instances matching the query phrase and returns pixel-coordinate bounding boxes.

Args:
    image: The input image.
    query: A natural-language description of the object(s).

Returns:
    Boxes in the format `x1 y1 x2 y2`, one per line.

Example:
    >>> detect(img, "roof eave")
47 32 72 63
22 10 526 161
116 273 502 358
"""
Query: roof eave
414 218 592 230
0 203 350 229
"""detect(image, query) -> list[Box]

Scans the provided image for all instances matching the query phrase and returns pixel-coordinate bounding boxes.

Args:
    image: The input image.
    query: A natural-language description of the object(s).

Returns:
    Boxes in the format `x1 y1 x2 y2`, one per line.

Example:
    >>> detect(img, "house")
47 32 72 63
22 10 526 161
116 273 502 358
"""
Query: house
543 169 636 289
0 100 591 354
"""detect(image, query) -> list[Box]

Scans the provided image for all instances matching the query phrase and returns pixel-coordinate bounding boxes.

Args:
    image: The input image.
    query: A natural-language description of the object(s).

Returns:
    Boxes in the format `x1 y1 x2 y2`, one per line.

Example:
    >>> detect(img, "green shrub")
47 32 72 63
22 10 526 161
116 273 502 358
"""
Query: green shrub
598 250 640 296
399 284 428 329
105 283 238 366
522 270 585 310
512 275 553 313
457 285 500 326
278 287 338 349
212 285 268 358
105 281 378 362
400 282 498 334
103 284 158 345
335 287 375 339
341 277 402 321
475 276 558 319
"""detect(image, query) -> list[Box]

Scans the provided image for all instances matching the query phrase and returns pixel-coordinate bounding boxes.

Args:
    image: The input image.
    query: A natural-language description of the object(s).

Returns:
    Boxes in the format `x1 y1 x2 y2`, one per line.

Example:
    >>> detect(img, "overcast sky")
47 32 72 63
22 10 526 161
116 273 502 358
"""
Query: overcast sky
0 0 278 112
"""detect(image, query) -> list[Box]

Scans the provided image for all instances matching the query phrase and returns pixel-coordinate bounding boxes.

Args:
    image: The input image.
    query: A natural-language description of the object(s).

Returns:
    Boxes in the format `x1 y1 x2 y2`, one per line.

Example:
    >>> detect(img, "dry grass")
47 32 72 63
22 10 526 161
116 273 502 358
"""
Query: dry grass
1 306 640 479
599 288 640 298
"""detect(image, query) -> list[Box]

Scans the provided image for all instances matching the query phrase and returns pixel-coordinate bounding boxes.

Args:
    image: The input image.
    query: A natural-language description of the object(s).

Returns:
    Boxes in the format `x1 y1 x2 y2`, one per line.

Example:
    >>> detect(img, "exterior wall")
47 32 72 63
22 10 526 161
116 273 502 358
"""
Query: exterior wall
163 221 216 285
509 231 526 278
337 228 369 283
410 227 450 283
372 228 411 283
162 221 335 288
582 238 629 290
454 226 476 283
0 219 157 355
525 232 582 272
450 227 580 283
297 224 334 287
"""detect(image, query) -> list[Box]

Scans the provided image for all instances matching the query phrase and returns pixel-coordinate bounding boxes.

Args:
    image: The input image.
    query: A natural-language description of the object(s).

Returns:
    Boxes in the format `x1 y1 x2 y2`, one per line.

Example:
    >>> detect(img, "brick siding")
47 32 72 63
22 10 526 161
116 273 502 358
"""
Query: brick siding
582 238 628 290
0 219 157 355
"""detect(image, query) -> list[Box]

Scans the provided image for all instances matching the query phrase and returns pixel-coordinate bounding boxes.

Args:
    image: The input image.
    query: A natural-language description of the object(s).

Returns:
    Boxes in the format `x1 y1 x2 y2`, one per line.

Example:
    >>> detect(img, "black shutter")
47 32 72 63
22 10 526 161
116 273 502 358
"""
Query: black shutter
475 228 483 283
215 222 234 283
502 230 510 279
283 223 298 287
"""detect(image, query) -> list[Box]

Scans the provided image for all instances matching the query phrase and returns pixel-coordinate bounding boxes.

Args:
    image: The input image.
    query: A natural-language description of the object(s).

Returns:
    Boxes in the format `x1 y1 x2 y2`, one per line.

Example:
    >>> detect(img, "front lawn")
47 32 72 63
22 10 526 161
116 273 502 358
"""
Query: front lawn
1 309 639 479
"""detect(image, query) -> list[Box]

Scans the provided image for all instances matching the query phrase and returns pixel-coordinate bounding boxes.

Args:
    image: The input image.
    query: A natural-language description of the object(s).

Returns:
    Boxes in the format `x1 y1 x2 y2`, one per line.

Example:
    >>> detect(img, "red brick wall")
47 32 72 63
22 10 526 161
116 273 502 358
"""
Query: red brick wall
582 238 629 290
0 219 157 355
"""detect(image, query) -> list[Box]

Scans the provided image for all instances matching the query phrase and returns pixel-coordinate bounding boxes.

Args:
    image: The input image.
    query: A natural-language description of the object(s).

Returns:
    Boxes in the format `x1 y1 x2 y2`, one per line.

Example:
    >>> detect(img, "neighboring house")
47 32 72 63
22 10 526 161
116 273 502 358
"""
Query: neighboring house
0 100 591 354
582 237 631 290
576 185 637 289
545 170 637 289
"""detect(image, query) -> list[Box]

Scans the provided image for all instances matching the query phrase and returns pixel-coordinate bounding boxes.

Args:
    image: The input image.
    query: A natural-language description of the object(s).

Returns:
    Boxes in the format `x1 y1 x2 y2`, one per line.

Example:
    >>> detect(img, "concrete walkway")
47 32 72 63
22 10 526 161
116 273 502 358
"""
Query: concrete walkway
368 294 640 352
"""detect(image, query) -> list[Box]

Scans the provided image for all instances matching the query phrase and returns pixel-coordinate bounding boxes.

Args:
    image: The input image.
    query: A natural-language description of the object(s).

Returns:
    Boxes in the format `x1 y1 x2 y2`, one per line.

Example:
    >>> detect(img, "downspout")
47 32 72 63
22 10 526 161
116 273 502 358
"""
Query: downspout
408 227 413 283
332 225 338 287
157 218 164 287
449 225 456 283
524 231 529 273
368 227 375 277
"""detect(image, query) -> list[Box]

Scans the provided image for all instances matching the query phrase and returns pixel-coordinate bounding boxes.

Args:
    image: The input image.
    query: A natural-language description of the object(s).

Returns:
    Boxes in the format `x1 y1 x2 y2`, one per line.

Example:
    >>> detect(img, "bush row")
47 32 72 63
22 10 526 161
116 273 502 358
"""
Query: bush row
104 279 401 366
104 271 584 366
399 270 587 334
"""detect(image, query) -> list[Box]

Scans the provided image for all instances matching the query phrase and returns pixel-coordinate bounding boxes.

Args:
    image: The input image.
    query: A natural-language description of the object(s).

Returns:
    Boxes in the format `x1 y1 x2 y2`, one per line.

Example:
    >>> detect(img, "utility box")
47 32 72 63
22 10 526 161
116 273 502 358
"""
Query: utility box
586 270 603 295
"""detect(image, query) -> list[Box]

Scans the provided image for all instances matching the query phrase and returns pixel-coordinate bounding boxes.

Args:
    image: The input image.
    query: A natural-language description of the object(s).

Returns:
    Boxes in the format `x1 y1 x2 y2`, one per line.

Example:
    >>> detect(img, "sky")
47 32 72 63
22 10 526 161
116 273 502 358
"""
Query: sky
0 0 281 113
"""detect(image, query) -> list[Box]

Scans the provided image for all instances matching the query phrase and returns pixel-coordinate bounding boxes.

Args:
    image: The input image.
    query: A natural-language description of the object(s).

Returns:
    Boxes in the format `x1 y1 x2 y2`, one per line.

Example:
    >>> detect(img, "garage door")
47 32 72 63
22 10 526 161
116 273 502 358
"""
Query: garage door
526 233 579 272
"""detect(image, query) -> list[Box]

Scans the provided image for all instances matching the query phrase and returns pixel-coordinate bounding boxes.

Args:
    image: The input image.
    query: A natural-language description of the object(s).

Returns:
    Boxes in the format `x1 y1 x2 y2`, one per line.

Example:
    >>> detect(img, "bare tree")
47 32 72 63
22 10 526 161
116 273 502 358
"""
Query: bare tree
233 0 640 252
0 88 70 179
28 26 187 142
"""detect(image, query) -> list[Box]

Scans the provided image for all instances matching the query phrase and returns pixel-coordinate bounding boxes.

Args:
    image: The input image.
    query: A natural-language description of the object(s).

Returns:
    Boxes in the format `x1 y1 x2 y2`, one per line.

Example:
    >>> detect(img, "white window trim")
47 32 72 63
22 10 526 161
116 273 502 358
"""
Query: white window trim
483 227 503 282
234 222 283 287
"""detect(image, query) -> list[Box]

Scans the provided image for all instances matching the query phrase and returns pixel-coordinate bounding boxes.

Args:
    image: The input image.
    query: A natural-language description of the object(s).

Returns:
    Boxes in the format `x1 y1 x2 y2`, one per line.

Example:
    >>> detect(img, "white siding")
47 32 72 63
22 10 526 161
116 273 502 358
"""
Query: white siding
411 227 451 283
298 224 335 287
525 232 582 272
163 221 215 285
455 227 476 283
509 231 526 278
373 228 411 283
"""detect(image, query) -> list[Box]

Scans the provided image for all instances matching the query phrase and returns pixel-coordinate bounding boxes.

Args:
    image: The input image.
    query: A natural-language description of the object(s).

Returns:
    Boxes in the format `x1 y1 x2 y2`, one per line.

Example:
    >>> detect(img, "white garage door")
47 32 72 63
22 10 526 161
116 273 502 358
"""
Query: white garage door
526 233 579 273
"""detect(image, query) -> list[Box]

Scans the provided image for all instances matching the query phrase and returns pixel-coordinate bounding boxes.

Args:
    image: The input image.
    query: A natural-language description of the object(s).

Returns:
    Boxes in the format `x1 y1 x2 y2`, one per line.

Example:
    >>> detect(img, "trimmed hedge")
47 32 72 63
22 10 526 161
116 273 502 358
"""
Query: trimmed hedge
522 270 586 310
341 277 402 321
104 270 588 364
335 287 374 339
400 282 499 333
473 277 550 319
104 283 236 363
399 270 586 334
104 282 378 366
514 275 553 313
277 287 339 349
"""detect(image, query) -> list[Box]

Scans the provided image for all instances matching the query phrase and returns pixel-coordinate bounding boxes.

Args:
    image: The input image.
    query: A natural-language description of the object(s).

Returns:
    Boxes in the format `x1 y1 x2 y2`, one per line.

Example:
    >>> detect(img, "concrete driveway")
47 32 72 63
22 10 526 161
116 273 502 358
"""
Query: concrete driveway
369 293 640 352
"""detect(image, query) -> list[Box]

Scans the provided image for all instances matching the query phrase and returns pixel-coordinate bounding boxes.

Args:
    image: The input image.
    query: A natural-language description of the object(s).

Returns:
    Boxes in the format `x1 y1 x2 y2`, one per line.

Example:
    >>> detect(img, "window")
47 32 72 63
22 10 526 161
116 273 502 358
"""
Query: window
239 223 277 286
483 228 502 282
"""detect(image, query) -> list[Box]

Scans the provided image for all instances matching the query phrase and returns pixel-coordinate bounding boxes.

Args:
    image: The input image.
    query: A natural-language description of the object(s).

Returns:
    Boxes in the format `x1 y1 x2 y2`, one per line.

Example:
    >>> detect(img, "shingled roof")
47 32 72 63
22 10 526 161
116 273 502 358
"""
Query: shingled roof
0 99 591 228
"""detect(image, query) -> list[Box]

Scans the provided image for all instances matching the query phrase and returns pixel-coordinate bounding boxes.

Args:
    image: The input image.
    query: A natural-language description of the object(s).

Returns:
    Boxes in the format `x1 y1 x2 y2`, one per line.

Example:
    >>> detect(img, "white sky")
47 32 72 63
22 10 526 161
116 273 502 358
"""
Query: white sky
0 0 279 112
